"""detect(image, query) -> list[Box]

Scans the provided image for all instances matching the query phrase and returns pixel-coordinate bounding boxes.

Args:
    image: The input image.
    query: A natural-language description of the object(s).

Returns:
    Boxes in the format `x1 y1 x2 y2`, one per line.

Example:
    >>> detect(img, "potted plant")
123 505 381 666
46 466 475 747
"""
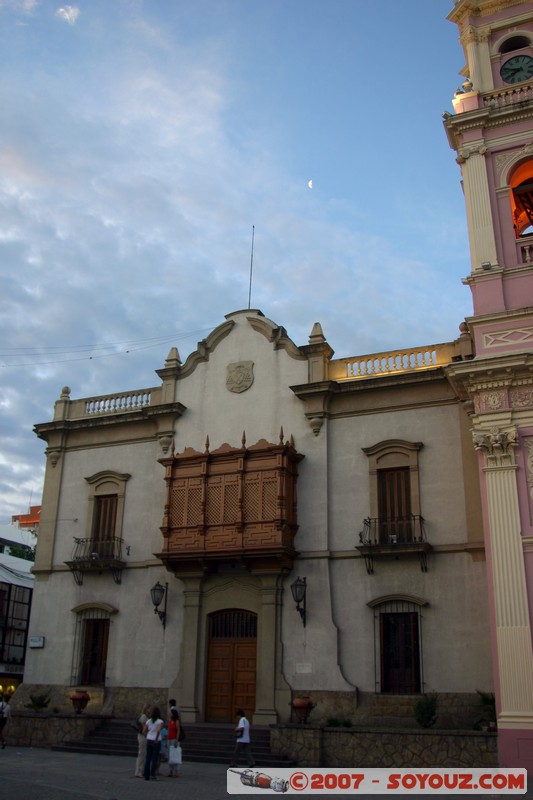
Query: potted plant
291 695 315 723
474 690 496 732
24 692 51 712
70 690 90 713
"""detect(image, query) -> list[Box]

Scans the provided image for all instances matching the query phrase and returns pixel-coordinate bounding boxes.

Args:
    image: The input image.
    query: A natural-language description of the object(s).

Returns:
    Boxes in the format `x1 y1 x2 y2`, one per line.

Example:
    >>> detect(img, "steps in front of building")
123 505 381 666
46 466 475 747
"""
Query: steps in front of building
52 719 295 767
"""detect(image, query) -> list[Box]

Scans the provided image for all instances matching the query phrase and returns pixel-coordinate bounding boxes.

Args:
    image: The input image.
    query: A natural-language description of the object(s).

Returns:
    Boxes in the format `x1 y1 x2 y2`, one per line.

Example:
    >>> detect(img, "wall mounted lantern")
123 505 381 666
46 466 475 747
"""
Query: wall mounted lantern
150 581 168 629
290 576 307 627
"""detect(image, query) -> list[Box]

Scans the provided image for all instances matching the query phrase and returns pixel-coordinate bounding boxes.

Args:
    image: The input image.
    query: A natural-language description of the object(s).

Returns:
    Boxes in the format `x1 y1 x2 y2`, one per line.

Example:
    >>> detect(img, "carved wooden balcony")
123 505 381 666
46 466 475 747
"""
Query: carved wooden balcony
157 433 304 575
356 516 431 574
65 536 126 585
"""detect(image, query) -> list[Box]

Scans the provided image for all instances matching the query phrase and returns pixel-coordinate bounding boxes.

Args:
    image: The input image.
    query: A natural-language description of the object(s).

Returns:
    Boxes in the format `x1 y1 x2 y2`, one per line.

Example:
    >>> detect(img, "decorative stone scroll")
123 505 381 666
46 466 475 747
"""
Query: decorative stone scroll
456 145 487 164
472 426 518 466
46 448 61 467
460 25 490 46
158 435 174 455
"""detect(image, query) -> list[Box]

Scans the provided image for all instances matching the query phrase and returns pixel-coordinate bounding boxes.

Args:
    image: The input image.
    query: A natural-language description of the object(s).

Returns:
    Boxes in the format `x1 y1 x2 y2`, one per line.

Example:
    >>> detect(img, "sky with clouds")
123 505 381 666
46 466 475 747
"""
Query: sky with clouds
0 0 470 523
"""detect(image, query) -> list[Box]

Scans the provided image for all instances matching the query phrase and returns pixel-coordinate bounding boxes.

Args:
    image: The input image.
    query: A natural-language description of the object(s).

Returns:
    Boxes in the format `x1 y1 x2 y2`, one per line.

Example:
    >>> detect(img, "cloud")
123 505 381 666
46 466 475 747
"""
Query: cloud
55 5 79 25
0 3 471 522
0 0 39 16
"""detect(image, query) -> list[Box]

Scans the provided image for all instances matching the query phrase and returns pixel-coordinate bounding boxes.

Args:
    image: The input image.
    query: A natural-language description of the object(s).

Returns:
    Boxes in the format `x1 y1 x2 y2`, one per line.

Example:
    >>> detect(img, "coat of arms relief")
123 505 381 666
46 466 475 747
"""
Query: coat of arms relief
226 361 254 393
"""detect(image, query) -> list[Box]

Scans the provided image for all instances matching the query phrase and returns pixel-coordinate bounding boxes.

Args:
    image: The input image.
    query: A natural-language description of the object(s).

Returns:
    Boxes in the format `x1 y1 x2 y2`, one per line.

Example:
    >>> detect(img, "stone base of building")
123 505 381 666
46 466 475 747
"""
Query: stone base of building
9 683 169 720
290 690 489 730
11 685 488 728
270 725 498 768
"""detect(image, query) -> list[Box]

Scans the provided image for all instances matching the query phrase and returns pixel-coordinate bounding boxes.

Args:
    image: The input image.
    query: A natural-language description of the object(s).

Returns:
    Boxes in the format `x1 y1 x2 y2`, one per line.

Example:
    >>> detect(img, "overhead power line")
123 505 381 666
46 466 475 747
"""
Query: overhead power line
0 326 215 368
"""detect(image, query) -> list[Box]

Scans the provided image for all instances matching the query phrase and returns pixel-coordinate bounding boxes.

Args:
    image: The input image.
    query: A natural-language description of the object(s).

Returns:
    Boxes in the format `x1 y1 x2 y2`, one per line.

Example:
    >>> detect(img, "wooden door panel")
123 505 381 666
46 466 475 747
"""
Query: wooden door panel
381 612 420 694
206 642 233 720
233 643 256 716
81 619 109 685
206 639 256 721
206 610 257 722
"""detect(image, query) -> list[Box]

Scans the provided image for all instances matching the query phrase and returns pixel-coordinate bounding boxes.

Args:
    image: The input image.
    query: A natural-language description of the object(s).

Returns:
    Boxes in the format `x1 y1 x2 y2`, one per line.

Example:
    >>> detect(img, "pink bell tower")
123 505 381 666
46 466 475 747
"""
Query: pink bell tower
445 0 533 774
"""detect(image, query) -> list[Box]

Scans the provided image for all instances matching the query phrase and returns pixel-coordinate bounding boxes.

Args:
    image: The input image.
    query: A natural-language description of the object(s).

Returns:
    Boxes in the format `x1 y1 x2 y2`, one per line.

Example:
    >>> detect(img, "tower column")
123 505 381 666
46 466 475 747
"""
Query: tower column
458 147 498 271
474 426 533 766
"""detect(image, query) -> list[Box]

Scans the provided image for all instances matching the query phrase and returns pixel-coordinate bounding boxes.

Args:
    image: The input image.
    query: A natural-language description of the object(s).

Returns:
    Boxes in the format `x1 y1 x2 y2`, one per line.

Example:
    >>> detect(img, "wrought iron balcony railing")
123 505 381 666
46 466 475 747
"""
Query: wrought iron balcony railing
357 516 430 574
65 536 125 585
359 515 426 546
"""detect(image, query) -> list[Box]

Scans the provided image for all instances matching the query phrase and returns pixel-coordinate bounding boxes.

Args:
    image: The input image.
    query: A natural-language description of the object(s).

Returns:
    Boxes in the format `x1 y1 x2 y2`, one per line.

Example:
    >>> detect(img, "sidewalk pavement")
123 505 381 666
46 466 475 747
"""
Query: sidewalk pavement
1 746 532 799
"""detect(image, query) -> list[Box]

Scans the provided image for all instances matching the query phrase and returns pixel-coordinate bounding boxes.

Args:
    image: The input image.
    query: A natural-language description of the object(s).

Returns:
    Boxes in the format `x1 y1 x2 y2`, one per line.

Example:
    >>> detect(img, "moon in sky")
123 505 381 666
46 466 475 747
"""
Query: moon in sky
308 179 313 189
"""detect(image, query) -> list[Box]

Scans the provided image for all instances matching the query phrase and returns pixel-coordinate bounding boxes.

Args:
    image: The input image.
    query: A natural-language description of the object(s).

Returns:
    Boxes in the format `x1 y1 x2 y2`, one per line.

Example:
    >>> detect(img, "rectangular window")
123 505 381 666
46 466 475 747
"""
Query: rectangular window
377 468 412 543
92 495 117 557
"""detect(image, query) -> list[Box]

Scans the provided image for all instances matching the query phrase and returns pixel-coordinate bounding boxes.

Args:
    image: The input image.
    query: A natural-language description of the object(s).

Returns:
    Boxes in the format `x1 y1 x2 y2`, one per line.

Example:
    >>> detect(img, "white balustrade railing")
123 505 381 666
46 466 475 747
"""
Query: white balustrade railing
330 343 455 381
83 389 153 415
483 84 533 109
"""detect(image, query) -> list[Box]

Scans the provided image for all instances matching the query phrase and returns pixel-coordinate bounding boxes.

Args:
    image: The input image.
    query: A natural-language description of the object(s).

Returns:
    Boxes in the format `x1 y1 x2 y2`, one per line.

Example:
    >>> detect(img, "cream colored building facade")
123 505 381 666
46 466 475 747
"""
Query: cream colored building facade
22 309 492 726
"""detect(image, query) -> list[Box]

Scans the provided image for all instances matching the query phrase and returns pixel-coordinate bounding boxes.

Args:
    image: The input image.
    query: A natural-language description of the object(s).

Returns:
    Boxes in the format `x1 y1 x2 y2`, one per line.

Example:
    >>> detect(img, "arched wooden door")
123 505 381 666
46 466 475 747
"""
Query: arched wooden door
205 609 257 722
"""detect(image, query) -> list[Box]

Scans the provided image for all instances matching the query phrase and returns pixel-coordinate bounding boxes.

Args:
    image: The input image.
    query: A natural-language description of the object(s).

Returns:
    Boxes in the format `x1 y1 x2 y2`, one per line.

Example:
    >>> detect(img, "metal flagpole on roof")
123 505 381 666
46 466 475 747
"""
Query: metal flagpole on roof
247 225 255 309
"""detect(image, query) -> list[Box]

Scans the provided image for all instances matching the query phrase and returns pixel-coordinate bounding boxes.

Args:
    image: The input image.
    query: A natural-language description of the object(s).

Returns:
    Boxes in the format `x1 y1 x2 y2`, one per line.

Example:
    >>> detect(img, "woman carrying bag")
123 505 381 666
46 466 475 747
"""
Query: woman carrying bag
167 707 182 777
143 706 164 781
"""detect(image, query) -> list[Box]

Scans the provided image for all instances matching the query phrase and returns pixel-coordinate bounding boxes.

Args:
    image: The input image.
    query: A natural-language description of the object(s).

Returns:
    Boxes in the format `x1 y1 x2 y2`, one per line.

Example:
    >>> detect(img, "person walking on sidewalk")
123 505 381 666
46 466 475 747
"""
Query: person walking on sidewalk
229 708 255 768
0 694 10 749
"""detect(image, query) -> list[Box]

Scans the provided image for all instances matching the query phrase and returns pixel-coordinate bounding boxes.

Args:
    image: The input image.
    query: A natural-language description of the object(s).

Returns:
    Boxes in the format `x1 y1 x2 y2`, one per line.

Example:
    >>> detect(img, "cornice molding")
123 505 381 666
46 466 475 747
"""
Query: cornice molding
246 315 306 360
447 105 533 139
34 402 186 439
179 320 235 377
449 1 530 26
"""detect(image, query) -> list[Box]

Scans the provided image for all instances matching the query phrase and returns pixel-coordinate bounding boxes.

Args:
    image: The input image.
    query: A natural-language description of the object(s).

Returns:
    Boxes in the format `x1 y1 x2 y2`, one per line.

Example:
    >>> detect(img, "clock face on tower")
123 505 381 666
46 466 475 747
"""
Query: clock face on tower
500 54 533 84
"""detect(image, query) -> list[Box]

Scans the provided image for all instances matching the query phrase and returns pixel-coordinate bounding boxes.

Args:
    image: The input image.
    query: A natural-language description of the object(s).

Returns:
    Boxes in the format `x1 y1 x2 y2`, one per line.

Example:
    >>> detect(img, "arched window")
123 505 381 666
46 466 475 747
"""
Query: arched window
510 163 533 238
499 35 531 55
368 595 428 694
70 603 117 686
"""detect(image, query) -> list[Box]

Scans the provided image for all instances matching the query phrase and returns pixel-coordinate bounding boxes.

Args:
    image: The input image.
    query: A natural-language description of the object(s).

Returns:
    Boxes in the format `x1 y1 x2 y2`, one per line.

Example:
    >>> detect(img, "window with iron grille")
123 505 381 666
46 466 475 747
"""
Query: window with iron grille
369 596 427 695
209 609 257 639
70 606 114 686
